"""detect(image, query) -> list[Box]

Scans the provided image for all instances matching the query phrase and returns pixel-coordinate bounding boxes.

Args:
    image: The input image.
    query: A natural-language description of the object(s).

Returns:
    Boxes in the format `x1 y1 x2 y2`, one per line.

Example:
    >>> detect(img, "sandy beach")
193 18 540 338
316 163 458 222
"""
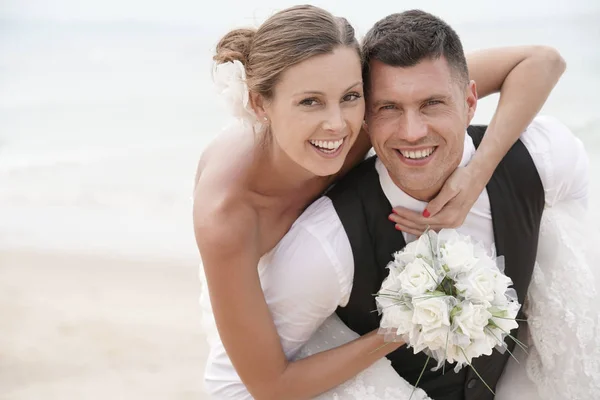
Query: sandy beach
0 250 209 399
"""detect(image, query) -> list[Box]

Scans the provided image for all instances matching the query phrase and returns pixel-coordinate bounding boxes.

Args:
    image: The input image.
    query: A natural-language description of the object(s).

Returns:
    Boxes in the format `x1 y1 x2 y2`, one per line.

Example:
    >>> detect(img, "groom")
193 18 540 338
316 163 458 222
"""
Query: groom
286 10 589 400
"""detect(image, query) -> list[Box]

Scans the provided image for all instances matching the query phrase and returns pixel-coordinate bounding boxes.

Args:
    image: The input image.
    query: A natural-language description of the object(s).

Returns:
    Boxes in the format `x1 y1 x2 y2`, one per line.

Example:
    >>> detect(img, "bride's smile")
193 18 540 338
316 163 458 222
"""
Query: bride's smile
252 46 364 177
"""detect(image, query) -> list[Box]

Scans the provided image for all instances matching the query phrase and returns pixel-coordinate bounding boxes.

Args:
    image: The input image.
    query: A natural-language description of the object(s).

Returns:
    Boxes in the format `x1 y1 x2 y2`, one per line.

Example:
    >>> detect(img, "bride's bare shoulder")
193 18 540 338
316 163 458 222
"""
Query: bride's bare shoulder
192 128 259 252
194 126 255 188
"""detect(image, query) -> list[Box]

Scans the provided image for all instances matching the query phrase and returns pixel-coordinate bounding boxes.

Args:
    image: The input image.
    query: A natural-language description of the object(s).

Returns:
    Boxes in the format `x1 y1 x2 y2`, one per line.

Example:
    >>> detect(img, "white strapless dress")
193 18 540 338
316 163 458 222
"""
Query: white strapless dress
199 200 600 399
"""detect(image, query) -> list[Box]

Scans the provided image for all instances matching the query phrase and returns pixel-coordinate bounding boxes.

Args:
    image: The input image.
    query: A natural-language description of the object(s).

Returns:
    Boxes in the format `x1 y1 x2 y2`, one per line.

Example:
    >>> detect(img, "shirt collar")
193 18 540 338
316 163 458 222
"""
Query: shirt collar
375 132 476 211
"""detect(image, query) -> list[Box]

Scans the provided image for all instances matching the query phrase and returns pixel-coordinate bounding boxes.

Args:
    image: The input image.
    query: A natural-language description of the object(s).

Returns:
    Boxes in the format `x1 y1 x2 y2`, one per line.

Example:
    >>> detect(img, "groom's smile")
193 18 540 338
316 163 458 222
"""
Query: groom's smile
366 57 477 201
395 145 439 166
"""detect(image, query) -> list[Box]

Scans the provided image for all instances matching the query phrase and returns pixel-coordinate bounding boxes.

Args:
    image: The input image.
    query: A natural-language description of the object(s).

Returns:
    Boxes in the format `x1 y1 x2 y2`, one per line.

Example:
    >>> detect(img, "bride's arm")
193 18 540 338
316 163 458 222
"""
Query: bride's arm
194 199 402 400
391 46 566 234
341 45 565 181
462 45 566 195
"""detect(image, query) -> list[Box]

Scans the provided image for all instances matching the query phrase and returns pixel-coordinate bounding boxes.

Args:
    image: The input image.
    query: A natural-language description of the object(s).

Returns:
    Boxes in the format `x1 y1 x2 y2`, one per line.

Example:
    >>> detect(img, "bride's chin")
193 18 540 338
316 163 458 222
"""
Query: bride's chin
312 160 345 177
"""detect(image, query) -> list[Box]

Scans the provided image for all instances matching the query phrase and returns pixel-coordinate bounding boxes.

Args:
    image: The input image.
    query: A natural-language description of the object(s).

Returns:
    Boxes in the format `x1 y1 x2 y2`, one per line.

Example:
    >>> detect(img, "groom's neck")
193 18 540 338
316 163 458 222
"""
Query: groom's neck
389 173 453 203
400 185 442 203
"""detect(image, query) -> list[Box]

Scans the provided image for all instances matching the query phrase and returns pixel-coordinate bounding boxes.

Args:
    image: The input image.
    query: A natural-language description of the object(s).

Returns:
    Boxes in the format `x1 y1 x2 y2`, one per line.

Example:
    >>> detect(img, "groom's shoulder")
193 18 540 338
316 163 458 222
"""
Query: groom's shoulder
522 116 580 144
518 115 586 172
520 116 589 205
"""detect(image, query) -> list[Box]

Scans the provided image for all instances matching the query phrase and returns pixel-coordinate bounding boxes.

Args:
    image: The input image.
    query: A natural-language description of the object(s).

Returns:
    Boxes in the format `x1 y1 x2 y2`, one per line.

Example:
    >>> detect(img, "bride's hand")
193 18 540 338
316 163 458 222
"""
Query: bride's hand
388 165 487 236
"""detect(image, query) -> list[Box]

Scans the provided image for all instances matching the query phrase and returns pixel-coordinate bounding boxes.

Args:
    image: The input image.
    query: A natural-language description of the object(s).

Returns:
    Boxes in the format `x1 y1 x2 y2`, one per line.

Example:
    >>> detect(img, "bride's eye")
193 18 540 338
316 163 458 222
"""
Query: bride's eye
343 92 362 102
299 97 320 106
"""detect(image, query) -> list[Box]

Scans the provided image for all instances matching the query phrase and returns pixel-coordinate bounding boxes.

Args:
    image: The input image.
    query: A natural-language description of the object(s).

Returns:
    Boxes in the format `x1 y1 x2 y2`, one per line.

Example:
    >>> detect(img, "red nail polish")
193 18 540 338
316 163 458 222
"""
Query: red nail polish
423 209 430 218
388 215 394 221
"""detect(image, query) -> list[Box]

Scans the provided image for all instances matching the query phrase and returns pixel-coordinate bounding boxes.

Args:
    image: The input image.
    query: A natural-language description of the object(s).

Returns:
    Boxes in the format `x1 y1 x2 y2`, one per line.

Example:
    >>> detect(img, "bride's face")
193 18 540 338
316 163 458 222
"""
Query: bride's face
263 46 365 177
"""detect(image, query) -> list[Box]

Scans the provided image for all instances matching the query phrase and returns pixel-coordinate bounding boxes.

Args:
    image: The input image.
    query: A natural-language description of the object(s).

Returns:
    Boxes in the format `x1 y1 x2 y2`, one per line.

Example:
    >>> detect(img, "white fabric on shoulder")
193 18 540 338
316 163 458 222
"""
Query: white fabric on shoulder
291 196 355 307
261 196 354 358
198 196 354 399
520 116 589 207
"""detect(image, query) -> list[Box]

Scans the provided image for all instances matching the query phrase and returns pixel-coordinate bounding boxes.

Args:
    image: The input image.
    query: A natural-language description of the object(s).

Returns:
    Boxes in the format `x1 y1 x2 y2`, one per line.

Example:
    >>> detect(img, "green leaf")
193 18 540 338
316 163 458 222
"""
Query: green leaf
409 356 430 400
488 321 529 354
450 305 463 319
443 329 451 375
460 348 496 396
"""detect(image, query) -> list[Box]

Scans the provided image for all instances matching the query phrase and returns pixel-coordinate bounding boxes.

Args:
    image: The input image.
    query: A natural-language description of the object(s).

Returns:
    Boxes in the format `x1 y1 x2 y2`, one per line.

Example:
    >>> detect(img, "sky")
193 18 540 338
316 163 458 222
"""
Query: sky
1 0 598 129
2 0 599 30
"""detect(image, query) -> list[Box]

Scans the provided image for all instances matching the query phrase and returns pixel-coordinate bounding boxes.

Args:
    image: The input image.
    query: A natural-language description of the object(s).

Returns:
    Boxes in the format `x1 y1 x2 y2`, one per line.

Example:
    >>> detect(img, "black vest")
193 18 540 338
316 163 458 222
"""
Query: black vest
327 126 544 400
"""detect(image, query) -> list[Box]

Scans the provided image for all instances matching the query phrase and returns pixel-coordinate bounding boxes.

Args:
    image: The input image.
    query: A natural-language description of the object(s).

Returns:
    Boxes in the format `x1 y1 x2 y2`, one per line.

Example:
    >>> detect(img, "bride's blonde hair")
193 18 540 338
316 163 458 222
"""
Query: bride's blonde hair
214 5 361 100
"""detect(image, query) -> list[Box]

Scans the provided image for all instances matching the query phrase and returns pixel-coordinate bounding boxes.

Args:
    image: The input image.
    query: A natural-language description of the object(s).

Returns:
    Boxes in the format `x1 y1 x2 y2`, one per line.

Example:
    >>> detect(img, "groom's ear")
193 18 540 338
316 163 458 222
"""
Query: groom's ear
465 80 478 125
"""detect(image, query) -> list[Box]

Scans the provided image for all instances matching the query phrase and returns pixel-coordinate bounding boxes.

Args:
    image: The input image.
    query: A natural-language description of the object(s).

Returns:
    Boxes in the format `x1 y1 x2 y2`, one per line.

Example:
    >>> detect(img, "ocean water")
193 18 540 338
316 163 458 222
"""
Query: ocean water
1 5 599 261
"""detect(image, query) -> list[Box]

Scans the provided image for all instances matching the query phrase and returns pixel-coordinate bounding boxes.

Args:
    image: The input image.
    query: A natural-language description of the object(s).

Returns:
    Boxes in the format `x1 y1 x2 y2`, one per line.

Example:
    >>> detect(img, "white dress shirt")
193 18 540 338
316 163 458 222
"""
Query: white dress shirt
201 116 589 399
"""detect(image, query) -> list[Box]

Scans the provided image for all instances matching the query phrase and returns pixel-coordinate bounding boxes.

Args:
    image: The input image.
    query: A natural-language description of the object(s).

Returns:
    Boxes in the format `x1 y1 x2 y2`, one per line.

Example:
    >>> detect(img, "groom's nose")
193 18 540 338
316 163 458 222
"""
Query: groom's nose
400 111 428 142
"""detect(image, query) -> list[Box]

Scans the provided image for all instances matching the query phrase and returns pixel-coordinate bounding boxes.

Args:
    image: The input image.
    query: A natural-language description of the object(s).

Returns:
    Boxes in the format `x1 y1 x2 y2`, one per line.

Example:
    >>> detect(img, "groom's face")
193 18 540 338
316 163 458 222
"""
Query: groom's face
365 57 477 200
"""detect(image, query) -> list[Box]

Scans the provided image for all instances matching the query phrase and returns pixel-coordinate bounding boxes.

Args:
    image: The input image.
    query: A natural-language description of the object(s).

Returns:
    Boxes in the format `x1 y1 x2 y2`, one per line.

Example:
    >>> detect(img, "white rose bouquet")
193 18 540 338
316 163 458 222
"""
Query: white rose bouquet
375 229 525 396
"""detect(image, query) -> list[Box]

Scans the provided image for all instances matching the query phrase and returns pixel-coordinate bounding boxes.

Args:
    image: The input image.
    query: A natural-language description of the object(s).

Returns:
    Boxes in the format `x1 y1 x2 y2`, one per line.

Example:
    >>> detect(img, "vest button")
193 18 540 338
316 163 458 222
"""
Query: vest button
467 378 478 389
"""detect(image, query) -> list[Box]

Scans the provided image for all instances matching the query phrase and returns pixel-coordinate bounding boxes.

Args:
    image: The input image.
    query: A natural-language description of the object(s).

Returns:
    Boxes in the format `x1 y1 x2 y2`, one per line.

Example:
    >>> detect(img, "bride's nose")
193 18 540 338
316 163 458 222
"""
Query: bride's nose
322 105 346 133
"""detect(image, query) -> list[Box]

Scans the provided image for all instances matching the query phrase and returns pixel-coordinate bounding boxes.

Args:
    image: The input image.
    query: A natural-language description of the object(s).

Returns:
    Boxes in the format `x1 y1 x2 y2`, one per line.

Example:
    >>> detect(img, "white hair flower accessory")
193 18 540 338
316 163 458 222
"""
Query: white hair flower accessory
213 60 262 130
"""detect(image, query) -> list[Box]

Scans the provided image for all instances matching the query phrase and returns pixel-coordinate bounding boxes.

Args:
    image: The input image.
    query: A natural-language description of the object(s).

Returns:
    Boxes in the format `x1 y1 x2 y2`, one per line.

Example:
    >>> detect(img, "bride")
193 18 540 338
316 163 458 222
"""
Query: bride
194 5 573 399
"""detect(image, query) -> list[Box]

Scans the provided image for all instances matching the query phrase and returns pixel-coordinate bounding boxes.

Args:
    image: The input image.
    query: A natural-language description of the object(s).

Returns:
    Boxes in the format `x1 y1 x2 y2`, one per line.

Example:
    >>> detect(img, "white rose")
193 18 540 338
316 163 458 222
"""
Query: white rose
451 302 491 340
414 230 437 258
419 326 450 351
492 272 513 306
445 343 469 368
380 305 414 336
443 338 492 371
379 270 403 295
377 274 413 337
462 337 494 362
455 264 496 305
398 258 439 297
394 231 437 267
402 324 423 353
489 300 520 336
470 257 513 306
392 243 418 268
439 235 477 277
412 296 451 331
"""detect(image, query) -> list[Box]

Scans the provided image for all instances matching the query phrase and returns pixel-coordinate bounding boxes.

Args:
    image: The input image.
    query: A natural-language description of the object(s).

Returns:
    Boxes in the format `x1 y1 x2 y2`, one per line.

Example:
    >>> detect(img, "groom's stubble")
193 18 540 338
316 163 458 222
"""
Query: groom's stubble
365 57 477 202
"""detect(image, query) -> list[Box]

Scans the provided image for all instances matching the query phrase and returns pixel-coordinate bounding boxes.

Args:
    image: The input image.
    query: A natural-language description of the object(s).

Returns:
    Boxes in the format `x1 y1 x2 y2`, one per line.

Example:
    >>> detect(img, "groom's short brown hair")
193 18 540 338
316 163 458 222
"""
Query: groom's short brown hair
361 10 469 92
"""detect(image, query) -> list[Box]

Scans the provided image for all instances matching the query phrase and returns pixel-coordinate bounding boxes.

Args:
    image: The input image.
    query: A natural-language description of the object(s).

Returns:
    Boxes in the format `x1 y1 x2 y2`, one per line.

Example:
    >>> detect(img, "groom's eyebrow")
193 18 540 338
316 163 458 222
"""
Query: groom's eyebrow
371 94 451 107
422 94 452 103
371 99 397 108
294 81 363 96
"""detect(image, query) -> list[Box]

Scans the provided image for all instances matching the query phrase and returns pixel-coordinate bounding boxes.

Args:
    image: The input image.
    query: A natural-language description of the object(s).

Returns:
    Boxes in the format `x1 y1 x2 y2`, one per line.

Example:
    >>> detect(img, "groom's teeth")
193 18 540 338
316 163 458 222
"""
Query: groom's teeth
400 147 435 159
